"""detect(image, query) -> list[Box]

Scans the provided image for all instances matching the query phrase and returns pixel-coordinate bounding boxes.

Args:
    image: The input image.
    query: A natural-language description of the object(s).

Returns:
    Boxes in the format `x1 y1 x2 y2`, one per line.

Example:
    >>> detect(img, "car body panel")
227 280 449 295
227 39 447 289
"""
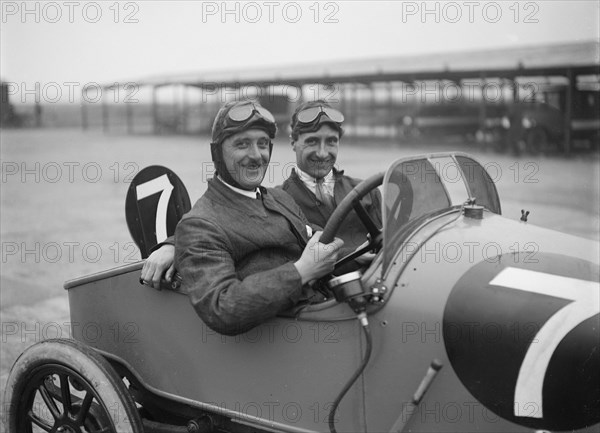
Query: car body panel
67 267 365 432
366 209 599 432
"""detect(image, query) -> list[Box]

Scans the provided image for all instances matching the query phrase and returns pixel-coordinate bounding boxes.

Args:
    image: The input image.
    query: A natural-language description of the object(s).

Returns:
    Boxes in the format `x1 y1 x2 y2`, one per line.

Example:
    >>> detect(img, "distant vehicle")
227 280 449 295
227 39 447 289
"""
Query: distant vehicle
570 84 600 146
0 81 21 127
399 103 505 142
477 102 564 153
259 94 293 131
3 154 599 433
478 83 600 153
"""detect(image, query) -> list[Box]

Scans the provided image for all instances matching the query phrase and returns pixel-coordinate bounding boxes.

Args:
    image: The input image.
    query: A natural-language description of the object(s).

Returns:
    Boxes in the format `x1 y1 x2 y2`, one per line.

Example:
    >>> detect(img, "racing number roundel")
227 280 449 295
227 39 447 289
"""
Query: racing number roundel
125 166 191 259
443 253 599 431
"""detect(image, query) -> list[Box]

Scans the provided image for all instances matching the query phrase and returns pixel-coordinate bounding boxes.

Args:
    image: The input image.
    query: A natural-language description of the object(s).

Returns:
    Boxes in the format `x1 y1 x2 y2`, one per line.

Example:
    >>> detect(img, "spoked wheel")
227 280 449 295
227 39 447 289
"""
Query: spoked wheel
3 339 143 433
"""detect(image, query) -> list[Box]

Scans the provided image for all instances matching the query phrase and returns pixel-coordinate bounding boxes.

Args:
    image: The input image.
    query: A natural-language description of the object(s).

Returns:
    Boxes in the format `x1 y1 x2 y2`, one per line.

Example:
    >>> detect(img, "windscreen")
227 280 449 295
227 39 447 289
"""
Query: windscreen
456 155 501 214
382 158 451 274
382 154 500 275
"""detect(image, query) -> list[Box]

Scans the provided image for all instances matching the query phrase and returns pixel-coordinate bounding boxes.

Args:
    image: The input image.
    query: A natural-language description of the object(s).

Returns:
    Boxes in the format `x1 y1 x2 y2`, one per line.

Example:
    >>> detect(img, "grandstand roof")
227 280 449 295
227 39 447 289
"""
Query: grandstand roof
133 40 600 88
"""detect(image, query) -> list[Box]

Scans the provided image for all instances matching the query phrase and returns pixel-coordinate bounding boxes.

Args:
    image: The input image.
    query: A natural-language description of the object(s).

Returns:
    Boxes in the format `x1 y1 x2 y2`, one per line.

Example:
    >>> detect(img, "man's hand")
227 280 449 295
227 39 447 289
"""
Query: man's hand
294 231 344 285
354 240 376 266
141 244 175 289
355 252 376 266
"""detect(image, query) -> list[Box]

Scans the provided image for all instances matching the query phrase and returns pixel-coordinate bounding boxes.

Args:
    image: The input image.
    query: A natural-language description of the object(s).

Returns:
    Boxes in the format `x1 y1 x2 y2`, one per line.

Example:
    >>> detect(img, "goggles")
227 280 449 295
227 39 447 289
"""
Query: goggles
295 106 344 125
227 103 275 124
213 101 277 143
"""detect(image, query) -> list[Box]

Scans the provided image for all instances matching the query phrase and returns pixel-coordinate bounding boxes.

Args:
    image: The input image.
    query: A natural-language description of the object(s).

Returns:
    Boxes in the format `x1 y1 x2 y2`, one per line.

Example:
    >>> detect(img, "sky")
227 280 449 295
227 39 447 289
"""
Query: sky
1 0 599 102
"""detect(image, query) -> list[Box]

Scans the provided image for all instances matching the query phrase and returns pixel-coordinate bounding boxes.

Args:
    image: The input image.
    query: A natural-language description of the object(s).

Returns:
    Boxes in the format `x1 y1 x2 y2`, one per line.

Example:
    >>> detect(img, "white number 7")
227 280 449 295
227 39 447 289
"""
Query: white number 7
490 267 599 419
136 174 174 244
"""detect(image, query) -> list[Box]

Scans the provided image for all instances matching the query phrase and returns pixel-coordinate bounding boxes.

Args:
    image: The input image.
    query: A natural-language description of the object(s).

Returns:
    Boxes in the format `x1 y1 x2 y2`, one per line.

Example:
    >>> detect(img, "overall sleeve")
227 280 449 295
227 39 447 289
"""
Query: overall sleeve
175 216 303 336
149 235 175 253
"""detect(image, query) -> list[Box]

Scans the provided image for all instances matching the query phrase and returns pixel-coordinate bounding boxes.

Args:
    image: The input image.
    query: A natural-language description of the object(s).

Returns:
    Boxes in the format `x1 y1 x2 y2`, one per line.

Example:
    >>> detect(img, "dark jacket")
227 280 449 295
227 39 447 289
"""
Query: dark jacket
280 168 382 257
175 177 312 335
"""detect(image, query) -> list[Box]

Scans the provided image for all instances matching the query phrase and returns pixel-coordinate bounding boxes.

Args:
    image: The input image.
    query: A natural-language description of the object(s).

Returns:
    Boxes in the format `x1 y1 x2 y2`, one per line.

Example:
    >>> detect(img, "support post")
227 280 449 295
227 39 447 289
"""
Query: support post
152 85 158 134
126 100 133 134
81 99 88 130
479 73 487 135
101 88 108 133
564 68 574 154
370 82 376 137
388 81 395 138
181 85 188 134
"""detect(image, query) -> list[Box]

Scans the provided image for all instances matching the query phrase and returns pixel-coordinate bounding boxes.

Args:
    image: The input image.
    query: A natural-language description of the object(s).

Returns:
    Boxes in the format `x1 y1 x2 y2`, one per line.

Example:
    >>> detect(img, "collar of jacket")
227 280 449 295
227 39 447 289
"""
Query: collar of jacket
216 175 261 199
205 176 268 206
290 167 345 183
205 177 307 246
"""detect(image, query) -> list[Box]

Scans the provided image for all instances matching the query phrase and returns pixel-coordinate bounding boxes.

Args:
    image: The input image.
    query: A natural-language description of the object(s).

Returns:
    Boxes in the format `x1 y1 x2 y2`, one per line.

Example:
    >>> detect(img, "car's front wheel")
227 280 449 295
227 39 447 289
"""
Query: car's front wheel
3 338 143 433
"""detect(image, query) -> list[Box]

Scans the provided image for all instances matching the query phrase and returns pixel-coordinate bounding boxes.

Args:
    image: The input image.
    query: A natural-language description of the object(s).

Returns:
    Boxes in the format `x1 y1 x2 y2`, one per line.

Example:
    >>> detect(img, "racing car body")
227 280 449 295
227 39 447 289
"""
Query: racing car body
4 152 599 433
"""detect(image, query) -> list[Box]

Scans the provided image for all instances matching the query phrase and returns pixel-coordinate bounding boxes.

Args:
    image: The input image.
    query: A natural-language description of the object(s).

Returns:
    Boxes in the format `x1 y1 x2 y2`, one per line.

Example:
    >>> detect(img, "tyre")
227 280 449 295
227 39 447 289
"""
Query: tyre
3 338 143 433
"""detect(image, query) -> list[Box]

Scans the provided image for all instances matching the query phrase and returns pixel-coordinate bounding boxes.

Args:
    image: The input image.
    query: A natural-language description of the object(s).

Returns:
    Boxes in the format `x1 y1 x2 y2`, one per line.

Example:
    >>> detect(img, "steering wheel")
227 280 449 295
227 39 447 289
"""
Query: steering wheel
300 172 385 312
320 172 385 269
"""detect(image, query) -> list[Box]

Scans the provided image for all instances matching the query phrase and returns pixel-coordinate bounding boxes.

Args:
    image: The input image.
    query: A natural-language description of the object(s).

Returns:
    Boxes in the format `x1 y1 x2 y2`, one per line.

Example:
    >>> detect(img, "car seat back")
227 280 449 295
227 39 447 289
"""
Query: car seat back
125 166 191 258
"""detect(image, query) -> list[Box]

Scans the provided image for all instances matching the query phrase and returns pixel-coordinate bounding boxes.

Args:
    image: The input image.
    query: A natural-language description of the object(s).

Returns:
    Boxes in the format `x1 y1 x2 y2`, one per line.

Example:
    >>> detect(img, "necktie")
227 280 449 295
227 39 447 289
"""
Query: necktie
316 178 335 211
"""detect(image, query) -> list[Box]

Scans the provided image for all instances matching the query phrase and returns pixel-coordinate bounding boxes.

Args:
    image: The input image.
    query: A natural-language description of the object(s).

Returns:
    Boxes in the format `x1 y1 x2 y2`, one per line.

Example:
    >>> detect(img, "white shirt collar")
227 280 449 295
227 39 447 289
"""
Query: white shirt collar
295 166 335 197
217 175 260 199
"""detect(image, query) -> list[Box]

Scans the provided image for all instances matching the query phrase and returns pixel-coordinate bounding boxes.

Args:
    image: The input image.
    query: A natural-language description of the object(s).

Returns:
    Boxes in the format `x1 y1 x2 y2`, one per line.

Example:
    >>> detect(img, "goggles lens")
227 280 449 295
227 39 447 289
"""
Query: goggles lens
227 103 275 123
296 106 344 124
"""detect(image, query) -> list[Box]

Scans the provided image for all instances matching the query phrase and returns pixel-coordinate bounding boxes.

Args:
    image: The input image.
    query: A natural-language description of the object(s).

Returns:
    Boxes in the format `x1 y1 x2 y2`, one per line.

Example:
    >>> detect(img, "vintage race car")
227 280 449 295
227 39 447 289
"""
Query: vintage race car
3 152 599 433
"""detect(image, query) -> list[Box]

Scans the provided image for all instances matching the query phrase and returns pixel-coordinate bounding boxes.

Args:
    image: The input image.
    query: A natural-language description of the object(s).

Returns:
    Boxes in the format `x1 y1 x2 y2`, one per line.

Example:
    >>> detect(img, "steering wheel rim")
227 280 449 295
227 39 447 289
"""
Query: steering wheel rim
320 172 385 246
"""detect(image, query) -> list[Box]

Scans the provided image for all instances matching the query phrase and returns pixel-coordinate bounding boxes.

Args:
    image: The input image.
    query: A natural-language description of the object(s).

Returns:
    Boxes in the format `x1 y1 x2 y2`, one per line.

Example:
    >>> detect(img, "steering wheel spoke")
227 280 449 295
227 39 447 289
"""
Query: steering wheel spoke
335 240 376 269
319 173 385 272
352 200 381 241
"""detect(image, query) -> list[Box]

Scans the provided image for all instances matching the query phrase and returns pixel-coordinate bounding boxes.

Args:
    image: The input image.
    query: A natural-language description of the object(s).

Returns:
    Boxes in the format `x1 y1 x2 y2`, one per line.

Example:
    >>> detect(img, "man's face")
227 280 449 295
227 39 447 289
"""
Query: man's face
292 124 339 179
221 129 270 190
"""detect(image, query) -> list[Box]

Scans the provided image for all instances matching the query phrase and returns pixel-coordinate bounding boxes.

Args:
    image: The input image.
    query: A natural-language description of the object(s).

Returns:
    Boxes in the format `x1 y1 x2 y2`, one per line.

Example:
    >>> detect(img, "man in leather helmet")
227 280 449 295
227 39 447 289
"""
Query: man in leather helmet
281 100 382 262
144 100 343 336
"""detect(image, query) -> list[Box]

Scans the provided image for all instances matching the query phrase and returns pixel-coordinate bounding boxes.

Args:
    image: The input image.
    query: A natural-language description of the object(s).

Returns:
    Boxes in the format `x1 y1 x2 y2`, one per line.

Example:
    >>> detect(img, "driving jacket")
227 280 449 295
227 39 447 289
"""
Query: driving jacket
280 168 382 257
175 177 312 336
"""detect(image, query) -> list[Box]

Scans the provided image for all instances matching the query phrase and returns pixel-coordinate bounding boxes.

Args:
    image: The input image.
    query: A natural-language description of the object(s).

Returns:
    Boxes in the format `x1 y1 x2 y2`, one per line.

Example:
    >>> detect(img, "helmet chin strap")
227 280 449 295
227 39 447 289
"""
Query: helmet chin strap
210 141 273 191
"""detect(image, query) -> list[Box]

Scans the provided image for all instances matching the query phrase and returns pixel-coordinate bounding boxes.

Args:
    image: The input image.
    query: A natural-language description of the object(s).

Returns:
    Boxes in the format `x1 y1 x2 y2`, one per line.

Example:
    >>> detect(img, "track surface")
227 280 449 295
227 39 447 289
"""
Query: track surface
1 128 599 398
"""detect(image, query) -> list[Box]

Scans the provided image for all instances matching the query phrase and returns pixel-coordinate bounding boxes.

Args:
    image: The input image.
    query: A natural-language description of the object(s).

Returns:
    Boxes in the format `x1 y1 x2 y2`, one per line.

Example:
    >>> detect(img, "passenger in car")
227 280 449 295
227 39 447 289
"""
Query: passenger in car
146 100 343 335
280 100 382 264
